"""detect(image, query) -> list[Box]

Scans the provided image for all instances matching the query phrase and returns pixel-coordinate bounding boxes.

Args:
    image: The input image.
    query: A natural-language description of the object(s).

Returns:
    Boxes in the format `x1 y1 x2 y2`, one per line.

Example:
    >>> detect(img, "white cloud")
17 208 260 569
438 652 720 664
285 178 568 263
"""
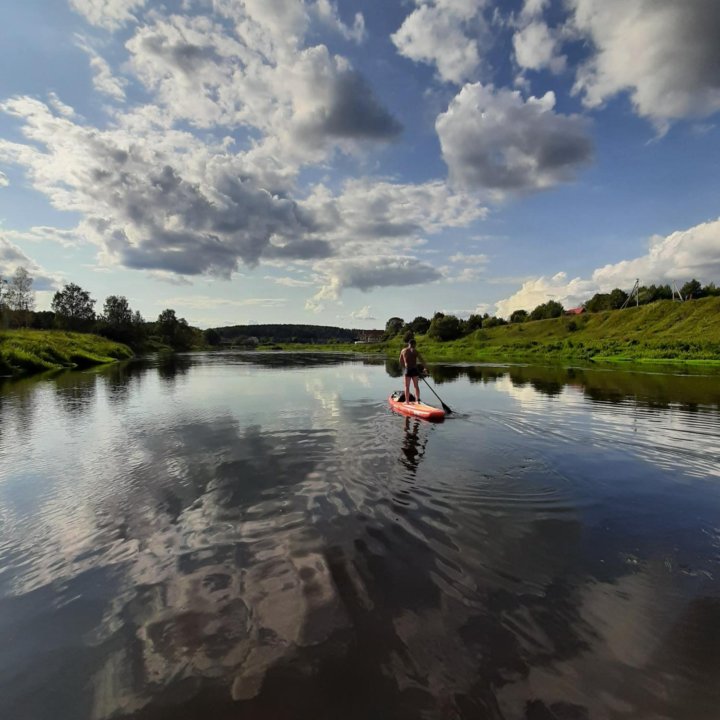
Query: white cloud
69 0 147 31
313 0 366 43
163 295 287 309
0 171 8 187
124 14 400 164
436 83 593 193
2 226 82 248
520 0 549 21
350 305 375 320
513 21 566 74
391 0 487 84
76 37 127 101
569 0 720 127
495 272 592 318
311 256 442 302
591 218 720 287
0 235 60 291
305 178 486 250
264 275 314 287
448 252 488 265
494 217 720 316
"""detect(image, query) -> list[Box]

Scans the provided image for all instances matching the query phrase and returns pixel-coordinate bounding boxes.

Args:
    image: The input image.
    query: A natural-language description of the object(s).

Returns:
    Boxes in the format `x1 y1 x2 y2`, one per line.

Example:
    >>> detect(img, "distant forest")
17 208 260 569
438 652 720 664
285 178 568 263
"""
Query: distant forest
212 324 381 344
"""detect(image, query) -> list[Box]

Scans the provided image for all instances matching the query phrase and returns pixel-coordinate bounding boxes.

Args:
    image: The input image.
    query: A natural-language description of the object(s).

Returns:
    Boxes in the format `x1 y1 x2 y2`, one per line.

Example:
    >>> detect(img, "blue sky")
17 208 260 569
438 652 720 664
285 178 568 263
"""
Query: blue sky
1 0 719 328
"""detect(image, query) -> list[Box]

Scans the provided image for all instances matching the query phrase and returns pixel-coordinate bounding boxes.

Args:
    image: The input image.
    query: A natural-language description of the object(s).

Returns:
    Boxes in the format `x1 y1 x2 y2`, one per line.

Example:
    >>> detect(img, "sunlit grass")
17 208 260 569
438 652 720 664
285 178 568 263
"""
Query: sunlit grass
269 297 720 365
0 329 133 377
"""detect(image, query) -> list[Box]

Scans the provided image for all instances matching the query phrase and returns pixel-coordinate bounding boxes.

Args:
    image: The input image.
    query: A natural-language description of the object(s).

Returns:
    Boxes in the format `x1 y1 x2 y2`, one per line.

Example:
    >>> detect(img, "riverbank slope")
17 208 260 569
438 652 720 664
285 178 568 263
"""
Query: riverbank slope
0 329 133 377
274 297 720 364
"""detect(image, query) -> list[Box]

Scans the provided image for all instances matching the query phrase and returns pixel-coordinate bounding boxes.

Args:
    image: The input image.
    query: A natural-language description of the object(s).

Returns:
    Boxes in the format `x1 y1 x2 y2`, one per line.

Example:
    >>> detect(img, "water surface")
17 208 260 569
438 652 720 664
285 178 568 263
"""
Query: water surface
1 353 719 719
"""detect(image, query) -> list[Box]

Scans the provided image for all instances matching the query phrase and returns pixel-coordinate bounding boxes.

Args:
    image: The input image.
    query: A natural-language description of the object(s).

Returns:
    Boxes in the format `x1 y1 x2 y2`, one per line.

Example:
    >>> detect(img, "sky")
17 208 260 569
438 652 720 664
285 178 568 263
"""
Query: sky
1 0 719 329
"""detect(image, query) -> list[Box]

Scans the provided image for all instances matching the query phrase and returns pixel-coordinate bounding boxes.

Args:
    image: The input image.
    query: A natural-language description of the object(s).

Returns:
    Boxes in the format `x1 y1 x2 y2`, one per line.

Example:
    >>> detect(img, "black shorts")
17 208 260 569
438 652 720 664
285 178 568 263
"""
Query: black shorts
404 367 420 377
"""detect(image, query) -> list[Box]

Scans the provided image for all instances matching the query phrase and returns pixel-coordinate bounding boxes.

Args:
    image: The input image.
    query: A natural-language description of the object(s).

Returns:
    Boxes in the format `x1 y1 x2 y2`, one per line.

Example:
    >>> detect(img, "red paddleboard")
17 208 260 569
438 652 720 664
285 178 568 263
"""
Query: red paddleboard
388 392 445 422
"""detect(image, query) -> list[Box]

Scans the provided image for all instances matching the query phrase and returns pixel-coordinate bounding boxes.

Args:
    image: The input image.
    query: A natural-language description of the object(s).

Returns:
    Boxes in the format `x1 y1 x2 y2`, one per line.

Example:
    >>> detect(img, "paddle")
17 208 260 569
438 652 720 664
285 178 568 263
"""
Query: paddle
421 376 453 414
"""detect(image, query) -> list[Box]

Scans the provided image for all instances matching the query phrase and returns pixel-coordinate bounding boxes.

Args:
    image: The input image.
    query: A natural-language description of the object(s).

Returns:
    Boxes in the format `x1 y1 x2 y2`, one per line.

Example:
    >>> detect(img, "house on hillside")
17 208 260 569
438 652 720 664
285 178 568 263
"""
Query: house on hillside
353 330 384 343
565 307 585 316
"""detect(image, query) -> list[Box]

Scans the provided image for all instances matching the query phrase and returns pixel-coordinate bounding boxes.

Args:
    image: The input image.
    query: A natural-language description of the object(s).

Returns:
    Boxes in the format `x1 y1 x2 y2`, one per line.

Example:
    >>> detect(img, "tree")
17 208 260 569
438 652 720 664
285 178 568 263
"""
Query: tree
52 283 96 330
383 316 404 340
428 314 463 341
638 284 672 305
156 308 194 350
529 300 564 321
99 295 135 343
204 328 221 346
4 267 35 327
103 295 133 327
465 314 484 333
6 267 35 312
510 309 528 323
0 275 8 329
702 282 720 297
409 316 431 335
608 288 629 309
680 279 703 300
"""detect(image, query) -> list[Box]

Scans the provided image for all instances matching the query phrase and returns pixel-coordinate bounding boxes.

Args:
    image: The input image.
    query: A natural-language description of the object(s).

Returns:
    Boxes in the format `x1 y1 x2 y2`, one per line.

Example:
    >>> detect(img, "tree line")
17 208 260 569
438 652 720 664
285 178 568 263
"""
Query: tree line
384 278 719 342
0 267 205 351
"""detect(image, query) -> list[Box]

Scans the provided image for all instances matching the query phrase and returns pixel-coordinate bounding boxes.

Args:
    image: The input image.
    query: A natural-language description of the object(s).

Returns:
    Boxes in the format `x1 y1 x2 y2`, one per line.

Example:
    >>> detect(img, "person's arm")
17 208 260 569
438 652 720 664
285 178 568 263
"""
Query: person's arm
417 352 427 374
399 349 406 368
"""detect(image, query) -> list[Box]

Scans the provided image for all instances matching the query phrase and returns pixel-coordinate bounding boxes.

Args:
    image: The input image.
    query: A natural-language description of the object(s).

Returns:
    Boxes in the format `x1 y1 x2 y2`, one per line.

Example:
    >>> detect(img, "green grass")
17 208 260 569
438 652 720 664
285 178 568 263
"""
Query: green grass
265 297 720 365
0 329 134 377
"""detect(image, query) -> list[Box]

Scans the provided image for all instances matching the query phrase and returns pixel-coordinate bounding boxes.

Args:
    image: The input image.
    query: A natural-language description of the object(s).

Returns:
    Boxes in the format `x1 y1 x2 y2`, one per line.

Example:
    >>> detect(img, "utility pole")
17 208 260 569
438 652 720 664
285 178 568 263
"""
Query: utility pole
672 282 684 302
621 278 640 309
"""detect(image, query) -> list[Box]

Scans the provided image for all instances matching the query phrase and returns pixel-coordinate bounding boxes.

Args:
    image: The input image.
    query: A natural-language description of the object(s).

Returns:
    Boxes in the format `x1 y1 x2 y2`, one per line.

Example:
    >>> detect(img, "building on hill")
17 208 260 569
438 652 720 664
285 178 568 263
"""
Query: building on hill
565 307 585 316
353 330 384 343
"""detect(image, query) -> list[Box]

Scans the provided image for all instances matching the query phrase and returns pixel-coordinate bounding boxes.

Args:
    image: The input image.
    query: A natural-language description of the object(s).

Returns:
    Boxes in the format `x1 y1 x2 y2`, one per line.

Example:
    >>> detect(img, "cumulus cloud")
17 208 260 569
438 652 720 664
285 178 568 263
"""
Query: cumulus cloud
0 171 8 187
0 235 59 291
350 305 375 320
592 218 720 287
569 0 720 126
313 0 366 43
311 256 442 301
69 0 146 31
513 21 566 74
495 272 592 318
494 217 720 316
0 97 320 278
391 0 487 84
125 15 400 162
436 83 593 193
0 2 493 308
0 95 479 297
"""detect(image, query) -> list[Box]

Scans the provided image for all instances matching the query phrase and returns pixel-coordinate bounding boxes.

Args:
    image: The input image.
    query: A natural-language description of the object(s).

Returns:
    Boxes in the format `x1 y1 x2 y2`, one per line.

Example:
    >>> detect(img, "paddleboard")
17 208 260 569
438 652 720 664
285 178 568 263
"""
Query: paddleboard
388 391 445 422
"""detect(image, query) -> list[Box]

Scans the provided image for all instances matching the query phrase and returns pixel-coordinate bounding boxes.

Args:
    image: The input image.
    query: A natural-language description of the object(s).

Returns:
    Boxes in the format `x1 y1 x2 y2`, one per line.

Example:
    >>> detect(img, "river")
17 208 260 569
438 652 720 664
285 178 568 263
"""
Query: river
1 352 719 719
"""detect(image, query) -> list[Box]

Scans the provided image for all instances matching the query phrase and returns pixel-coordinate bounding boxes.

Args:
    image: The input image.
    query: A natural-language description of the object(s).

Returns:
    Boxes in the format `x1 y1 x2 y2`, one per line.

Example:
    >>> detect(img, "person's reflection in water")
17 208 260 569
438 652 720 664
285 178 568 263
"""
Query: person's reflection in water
400 417 427 474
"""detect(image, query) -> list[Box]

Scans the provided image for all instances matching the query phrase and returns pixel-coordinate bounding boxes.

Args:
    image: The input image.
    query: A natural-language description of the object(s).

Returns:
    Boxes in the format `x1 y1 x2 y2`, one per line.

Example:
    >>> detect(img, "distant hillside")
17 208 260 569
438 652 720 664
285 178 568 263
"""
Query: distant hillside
410 297 720 362
212 323 382 344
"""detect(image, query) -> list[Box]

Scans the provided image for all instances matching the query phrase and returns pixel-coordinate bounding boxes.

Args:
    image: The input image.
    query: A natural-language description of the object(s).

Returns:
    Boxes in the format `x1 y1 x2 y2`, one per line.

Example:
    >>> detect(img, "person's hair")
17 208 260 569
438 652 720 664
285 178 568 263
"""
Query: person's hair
408 339 416 347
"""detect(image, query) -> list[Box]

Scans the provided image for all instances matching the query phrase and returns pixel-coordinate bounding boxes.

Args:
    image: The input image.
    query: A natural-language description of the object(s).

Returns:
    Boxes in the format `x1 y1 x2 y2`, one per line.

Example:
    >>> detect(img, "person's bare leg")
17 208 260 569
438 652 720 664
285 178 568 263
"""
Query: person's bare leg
413 376 420 403
404 374 410 403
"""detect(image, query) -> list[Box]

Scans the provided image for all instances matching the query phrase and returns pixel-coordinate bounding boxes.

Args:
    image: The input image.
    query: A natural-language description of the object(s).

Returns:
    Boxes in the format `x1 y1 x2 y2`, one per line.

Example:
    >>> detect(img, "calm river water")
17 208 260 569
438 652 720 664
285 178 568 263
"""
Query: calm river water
1 353 719 720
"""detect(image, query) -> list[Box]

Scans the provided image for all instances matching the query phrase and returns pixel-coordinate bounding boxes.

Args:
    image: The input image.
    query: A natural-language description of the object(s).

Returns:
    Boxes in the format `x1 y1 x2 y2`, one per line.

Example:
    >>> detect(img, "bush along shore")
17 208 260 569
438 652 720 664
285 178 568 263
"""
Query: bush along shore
0 330 133 378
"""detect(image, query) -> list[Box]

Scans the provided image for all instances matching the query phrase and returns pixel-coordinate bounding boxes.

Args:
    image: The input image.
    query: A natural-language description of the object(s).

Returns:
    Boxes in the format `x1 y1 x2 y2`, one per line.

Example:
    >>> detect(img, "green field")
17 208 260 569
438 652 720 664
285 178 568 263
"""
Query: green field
0 329 134 377
270 297 720 365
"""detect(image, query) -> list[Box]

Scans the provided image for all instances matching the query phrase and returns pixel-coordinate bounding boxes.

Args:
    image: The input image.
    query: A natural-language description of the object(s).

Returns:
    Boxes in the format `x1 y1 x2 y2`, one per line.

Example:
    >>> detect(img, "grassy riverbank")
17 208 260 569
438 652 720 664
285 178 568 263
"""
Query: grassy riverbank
0 329 133 377
270 297 720 365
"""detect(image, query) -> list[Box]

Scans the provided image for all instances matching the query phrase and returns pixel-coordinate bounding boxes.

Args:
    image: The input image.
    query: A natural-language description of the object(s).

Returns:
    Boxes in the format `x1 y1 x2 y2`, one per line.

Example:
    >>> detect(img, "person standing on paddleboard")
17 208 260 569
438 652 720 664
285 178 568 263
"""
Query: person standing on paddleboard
399 338 426 404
